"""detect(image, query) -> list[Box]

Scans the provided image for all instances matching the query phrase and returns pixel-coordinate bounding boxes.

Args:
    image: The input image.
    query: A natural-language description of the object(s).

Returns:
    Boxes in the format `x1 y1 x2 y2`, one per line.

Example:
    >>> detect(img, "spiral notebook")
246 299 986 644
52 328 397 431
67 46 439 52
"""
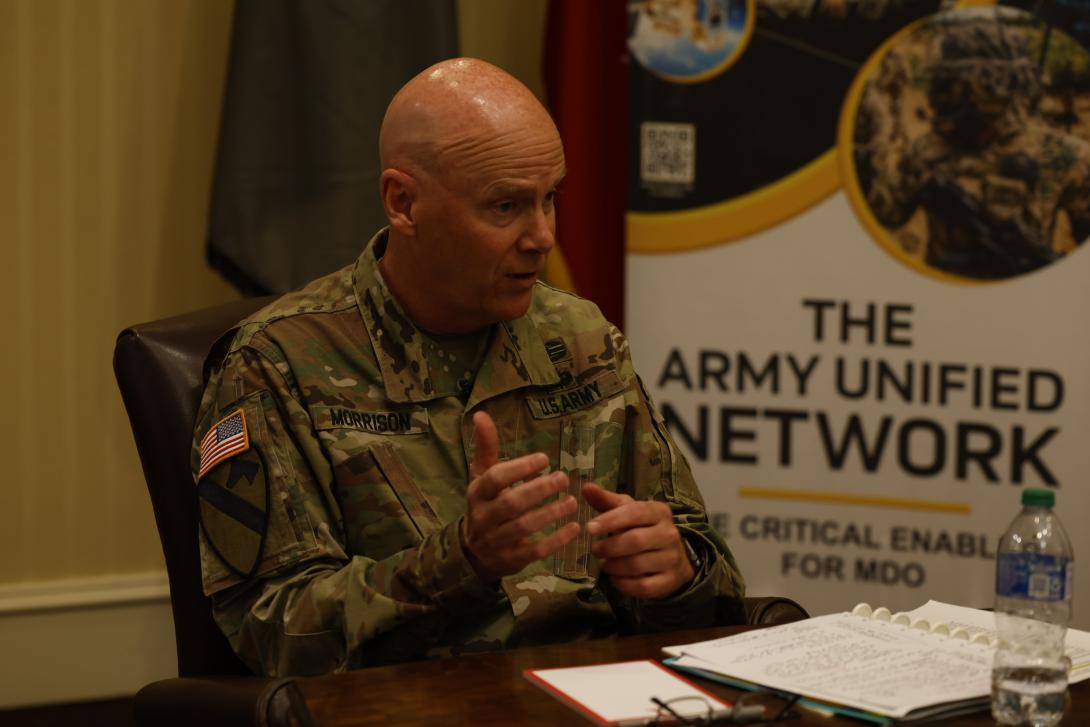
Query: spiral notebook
664 600 1090 724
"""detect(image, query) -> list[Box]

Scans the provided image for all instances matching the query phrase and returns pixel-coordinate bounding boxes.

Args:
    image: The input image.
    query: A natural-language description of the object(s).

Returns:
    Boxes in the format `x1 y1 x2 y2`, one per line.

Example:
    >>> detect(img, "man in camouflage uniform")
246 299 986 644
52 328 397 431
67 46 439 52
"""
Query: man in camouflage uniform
865 10 1090 278
192 58 746 677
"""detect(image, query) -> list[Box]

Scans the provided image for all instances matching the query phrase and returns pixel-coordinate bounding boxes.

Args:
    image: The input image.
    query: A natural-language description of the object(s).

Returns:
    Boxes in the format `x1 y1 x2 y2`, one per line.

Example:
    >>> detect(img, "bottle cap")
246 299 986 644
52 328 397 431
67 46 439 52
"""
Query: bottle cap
1022 489 1055 507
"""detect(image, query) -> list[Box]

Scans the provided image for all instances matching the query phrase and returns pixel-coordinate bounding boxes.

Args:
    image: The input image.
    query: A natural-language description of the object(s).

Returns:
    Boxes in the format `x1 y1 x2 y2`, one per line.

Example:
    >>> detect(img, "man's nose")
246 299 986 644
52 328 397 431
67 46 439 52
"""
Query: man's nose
521 208 555 253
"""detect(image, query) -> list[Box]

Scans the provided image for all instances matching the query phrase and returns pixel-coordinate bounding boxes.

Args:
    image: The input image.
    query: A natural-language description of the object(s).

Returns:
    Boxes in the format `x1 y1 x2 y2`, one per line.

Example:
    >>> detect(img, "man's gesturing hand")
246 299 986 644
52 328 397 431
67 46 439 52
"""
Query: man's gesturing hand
460 411 581 584
584 484 695 600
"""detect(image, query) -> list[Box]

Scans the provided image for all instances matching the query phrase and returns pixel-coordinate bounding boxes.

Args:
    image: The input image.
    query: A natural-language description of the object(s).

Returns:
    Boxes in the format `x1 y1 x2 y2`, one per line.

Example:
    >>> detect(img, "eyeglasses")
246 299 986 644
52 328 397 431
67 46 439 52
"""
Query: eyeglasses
651 690 801 725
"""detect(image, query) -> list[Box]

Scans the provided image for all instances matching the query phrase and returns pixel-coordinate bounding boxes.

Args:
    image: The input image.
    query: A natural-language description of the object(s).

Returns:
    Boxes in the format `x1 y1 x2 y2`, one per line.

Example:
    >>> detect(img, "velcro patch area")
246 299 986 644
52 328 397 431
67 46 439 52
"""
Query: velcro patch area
198 408 250 478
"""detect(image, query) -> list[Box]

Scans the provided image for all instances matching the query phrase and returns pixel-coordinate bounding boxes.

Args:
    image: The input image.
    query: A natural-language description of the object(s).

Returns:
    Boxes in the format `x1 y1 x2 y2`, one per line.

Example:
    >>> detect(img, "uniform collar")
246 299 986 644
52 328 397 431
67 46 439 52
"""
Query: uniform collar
353 229 560 404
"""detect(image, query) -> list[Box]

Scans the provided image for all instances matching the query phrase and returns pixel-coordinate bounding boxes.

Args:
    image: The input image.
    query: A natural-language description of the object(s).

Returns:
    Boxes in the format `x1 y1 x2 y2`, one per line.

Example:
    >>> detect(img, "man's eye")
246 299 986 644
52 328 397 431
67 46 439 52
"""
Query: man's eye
494 201 517 214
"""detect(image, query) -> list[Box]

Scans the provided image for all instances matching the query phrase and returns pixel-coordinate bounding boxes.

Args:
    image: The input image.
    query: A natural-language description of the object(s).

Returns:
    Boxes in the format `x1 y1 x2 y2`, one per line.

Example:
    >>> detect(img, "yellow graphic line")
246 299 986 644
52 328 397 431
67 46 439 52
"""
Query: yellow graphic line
738 488 972 515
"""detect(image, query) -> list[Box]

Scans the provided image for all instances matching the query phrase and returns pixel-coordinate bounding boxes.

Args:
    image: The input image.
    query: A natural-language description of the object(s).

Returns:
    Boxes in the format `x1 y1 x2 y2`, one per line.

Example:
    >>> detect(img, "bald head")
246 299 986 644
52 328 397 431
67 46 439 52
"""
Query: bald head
376 58 566 334
379 58 559 178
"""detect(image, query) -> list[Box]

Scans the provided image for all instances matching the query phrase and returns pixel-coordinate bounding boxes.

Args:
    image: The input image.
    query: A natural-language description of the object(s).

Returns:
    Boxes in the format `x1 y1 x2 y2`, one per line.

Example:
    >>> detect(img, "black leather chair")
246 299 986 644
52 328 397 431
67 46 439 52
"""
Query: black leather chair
115 297 274 678
114 297 311 727
113 296 807 724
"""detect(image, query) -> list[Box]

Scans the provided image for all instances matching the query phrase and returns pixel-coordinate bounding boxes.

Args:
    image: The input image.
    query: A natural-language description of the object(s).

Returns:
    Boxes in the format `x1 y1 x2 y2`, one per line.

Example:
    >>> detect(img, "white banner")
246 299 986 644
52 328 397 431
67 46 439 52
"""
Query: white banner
625 1 1090 627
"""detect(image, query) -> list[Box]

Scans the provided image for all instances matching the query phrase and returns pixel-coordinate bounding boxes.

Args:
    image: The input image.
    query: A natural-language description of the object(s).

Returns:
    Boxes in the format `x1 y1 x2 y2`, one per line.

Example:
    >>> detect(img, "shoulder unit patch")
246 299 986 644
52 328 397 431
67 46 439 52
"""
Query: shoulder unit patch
196 404 268 579
198 408 250 478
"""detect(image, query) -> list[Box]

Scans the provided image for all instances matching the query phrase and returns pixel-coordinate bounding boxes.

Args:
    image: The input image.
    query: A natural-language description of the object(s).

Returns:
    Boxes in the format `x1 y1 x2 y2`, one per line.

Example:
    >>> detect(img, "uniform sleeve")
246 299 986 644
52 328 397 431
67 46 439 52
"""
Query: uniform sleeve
603 327 746 631
193 339 502 677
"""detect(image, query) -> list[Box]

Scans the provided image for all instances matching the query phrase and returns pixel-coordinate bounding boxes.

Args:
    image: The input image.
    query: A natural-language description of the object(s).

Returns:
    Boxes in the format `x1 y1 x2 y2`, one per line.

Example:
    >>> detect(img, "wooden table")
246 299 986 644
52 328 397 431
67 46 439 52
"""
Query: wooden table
297 625 1090 726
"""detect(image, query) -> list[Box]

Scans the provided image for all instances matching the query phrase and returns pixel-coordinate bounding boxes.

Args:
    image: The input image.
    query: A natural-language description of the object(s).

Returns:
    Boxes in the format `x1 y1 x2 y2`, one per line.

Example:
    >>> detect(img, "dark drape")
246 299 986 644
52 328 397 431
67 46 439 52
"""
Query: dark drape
207 0 459 295
545 0 628 329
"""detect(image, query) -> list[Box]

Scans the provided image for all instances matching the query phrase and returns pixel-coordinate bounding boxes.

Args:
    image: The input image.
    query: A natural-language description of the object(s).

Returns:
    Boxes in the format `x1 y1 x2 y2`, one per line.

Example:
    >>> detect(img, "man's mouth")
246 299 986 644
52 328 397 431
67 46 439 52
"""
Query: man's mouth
505 271 539 291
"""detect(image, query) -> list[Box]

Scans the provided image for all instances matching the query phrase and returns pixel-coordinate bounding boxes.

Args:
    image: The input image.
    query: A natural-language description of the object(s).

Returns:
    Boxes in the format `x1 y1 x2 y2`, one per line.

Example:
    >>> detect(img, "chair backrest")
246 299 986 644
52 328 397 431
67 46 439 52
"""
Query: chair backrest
114 296 275 676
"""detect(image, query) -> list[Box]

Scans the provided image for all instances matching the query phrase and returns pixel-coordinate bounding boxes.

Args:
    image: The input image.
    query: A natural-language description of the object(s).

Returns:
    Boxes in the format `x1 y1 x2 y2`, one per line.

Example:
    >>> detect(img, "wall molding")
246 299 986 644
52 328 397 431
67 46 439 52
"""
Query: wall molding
0 572 178 710
0 570 171 615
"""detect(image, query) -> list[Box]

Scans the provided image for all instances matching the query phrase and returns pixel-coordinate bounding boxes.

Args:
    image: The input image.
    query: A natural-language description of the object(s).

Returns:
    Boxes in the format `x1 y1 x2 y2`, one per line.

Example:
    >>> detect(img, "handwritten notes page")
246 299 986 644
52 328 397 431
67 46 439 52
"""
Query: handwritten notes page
666 613 993 719
905 600 1090 682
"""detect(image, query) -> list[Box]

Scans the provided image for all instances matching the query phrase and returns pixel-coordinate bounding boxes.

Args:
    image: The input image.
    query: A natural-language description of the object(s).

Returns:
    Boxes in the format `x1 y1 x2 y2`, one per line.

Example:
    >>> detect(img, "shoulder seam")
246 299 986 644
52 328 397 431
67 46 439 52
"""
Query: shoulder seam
241 297 359 333
224 339 307 407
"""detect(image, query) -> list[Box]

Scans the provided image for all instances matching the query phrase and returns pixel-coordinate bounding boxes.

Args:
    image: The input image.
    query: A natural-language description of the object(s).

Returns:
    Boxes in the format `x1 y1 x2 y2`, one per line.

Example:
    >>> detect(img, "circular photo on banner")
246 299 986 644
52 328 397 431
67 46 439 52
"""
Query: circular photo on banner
840 5 1090 282
627 0 754 83
628 0 946 252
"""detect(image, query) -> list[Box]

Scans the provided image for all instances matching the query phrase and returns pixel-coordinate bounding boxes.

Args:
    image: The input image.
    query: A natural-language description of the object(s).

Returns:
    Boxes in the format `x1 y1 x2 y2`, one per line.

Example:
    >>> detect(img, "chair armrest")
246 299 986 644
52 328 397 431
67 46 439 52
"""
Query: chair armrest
743 596 809 625
134 676 313 727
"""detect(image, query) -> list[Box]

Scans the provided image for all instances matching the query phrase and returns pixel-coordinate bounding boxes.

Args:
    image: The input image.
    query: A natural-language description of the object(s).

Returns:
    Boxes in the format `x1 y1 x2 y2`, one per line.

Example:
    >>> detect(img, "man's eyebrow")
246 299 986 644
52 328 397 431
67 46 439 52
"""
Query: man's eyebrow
484 177 566 196
487 182 531 195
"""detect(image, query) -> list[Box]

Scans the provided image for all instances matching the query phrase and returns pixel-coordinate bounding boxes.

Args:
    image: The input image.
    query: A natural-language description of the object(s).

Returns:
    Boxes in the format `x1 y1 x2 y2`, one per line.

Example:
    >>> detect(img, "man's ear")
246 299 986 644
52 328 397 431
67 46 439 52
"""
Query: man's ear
380 168 418 236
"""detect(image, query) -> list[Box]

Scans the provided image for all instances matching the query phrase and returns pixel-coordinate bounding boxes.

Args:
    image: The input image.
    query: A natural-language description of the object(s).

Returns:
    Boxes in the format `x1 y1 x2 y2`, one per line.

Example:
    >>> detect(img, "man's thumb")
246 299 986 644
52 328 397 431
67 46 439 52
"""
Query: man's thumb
582 483 625 513
470 411 499 478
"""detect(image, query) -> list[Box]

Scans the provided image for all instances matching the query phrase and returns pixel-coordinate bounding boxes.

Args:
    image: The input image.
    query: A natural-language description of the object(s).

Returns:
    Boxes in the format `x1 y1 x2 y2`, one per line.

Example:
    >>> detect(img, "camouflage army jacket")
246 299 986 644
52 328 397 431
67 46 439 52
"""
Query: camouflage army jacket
192 229 745 677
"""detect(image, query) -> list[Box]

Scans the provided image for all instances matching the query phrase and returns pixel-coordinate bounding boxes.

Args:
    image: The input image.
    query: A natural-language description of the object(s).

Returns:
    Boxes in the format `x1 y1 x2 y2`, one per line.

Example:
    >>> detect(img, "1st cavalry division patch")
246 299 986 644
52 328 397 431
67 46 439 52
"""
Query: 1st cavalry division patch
196 407 269 578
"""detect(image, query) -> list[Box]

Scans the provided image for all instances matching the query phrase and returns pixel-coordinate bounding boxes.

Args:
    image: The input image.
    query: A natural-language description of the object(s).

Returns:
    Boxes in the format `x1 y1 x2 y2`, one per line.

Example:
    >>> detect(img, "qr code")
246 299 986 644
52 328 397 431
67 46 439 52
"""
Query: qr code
640 122 695 185
1028 573 1052 599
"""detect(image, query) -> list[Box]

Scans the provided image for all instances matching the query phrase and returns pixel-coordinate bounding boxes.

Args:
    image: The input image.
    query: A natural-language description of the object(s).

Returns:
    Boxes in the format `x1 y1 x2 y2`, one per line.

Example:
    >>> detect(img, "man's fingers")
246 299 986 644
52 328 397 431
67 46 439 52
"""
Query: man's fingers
470 411 500 478
471 453 553 502
512 521 581 563
586 499 667 537
492 470 570 517
592 519 675 559
609 572 677 600
471 470 569 534
582 483 630 513
486 494 578 545
597 547 678 577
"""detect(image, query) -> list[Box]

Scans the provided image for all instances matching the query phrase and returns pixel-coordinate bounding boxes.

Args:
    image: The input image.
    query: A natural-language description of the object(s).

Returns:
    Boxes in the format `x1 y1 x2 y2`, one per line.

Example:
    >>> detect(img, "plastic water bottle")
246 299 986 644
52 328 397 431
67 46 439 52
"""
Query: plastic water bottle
991 488 1073 727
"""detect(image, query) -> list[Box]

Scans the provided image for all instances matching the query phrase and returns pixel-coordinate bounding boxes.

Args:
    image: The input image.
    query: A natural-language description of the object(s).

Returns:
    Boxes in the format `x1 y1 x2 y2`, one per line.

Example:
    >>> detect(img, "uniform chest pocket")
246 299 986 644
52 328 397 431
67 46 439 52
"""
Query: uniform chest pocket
559 393 627 490
554 394 627 580
332 441 443 561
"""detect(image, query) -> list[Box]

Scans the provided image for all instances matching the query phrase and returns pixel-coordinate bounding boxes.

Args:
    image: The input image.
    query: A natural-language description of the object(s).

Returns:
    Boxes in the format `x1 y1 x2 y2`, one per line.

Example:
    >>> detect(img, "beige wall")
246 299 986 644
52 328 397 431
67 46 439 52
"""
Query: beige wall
0 0 549 706
0 0 239 585
458 0 549 100
0 0 548 707
0 0 550 590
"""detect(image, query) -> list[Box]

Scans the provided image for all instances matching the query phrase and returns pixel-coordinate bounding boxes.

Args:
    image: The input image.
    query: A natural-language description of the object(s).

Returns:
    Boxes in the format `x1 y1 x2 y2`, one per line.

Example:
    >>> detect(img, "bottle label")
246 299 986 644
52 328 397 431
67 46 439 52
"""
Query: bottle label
996 553 1071 602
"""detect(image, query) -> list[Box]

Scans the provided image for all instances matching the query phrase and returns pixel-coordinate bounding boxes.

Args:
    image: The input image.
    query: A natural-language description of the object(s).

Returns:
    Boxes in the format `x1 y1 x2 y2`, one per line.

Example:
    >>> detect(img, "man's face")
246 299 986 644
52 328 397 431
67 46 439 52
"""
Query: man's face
412 122 566 332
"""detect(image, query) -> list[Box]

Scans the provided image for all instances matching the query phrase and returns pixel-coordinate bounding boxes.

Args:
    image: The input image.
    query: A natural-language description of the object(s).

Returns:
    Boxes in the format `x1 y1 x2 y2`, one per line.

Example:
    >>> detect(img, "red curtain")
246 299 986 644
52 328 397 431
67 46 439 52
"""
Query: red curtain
544 0 628 329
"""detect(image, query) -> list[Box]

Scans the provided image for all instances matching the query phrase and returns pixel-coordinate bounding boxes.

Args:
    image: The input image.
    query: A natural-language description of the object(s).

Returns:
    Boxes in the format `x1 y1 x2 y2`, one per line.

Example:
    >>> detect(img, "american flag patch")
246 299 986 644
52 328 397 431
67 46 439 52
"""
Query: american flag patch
198 408 249 479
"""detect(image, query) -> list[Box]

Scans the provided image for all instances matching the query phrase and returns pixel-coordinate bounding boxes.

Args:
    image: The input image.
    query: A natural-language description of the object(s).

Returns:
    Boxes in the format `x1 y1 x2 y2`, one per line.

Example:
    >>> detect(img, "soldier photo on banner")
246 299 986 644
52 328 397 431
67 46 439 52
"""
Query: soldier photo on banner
846 5 1090 280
